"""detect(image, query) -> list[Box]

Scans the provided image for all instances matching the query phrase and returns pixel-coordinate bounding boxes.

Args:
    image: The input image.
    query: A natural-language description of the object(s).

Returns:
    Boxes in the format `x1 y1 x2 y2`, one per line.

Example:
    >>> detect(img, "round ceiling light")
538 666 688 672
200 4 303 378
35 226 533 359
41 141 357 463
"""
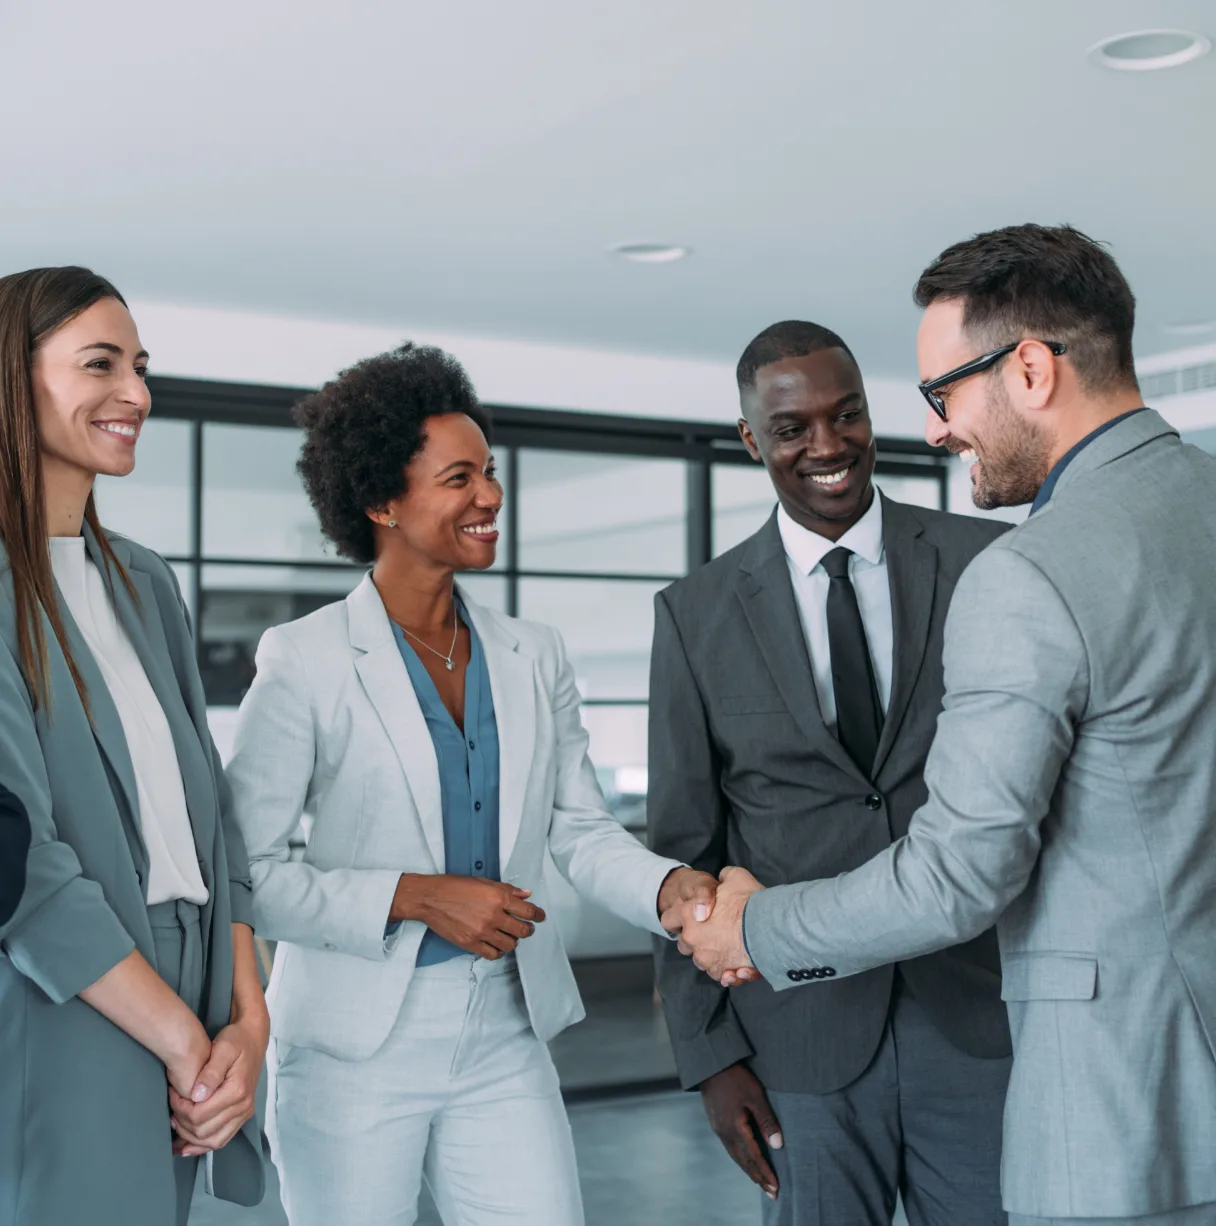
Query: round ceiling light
1089 28 1211 71
609 242 690 264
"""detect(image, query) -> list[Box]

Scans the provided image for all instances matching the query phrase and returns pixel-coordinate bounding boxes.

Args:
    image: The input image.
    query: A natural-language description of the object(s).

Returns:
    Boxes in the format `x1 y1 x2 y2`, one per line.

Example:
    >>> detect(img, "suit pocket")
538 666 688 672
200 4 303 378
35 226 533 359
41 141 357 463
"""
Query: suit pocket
720 694 788 716
1001 952 1098 1001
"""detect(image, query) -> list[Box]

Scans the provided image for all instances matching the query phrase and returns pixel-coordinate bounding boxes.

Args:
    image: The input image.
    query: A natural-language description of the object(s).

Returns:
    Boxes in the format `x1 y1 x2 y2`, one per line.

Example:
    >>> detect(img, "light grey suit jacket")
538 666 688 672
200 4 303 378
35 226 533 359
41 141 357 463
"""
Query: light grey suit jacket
227 575 680 1063
744 411 1216 1220
0 527 264 1226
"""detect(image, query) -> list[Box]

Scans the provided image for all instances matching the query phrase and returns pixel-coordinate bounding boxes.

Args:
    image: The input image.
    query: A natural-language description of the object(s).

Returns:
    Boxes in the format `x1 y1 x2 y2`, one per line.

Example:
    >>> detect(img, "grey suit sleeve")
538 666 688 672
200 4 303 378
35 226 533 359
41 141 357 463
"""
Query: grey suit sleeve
0 647 135 1001
163 558 255 928
745 545 1089 987
649 592 754 1086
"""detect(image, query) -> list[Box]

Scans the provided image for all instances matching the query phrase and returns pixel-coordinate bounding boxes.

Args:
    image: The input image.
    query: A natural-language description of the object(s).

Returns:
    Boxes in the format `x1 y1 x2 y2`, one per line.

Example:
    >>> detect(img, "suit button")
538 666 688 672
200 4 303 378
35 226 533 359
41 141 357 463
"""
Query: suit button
787 970 800 982
864 794 882 811
822 967 837 977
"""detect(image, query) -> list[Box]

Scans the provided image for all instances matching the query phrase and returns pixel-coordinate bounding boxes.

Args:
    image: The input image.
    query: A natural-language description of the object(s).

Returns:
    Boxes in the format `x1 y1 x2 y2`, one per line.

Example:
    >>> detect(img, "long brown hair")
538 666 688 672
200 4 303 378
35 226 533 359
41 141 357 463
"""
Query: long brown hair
0 266 139 714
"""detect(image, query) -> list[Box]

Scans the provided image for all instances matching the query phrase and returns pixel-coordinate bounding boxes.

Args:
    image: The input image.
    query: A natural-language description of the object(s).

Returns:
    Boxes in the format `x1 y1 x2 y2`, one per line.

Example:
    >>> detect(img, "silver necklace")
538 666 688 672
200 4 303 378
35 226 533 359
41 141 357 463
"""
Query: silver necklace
397 607 460 671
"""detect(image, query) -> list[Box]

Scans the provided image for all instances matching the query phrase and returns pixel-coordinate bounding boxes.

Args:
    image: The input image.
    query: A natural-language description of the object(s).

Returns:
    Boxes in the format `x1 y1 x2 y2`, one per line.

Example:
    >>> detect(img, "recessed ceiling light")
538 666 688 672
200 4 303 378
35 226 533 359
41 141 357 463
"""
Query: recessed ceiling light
609 242 690 264
1089 28 1211 71
1162 320 1216 337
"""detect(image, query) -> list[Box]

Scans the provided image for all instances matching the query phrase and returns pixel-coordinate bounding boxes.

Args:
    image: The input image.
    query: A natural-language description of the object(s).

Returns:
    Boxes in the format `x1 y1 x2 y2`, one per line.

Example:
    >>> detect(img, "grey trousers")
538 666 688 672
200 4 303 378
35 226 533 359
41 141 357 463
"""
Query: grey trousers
147 899 207 1226
1010 1208 1216 1225
762 979 1010 1226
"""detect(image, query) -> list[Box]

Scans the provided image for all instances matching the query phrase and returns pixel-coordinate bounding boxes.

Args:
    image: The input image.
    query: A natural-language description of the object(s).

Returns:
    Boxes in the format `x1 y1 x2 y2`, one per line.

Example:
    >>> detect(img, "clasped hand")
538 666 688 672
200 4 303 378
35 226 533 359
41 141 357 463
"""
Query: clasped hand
662 866 766 986
168 1018 267 1158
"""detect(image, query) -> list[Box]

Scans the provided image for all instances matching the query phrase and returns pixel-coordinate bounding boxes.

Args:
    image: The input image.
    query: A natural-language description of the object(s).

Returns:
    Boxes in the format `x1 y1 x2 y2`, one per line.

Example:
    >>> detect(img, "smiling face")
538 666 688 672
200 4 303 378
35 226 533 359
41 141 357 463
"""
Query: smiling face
32 296 151 486
738 347 877 540
919 300 1052 509
373 412 504 572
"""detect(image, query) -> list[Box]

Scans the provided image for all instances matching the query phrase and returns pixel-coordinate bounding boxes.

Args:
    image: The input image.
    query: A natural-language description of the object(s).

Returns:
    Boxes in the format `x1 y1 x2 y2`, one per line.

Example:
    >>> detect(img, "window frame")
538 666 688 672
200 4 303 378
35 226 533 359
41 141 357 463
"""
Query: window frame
142 374 950 709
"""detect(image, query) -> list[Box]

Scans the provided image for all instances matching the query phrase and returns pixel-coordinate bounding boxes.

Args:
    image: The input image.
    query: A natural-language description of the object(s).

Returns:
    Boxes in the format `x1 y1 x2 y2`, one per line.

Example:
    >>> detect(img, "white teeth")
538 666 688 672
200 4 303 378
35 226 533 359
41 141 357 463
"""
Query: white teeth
461 523 497 536
97 423 137 437
958 448 977 463
810 468 850 486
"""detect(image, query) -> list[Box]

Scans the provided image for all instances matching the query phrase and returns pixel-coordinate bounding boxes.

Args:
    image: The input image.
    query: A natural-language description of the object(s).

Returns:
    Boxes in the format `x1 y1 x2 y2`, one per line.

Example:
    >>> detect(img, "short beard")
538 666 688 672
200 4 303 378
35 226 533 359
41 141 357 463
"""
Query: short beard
971 381 1052 510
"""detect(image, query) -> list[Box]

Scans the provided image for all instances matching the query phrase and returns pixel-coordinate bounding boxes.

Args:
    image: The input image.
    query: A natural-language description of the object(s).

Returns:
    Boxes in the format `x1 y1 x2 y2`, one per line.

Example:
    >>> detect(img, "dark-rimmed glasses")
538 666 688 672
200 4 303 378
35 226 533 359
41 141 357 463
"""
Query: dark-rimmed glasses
918 340 1067 421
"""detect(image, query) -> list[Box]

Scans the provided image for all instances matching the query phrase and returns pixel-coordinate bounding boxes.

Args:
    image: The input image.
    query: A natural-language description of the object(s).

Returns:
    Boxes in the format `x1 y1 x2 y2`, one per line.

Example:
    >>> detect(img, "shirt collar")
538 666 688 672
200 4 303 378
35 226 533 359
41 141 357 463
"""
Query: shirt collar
1029 407 1148 514
777 488 885 576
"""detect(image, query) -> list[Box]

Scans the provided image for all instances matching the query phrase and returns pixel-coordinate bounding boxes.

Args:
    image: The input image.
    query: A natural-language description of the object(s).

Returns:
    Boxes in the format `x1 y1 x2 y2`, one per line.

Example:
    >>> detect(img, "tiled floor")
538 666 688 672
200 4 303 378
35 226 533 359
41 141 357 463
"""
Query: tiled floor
416 1091 761 1226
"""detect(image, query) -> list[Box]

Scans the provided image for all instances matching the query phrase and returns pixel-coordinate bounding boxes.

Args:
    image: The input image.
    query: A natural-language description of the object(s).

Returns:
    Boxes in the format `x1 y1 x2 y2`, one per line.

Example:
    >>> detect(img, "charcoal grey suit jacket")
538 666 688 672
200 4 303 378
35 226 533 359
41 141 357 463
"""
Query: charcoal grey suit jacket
743 411 1216 1219
650 493 1011 1094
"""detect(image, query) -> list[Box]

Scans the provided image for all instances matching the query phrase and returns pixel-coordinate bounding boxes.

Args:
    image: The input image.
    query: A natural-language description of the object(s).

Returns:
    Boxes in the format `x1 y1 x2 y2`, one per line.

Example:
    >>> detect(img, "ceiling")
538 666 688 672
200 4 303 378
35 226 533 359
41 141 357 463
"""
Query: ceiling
2 1 1214 379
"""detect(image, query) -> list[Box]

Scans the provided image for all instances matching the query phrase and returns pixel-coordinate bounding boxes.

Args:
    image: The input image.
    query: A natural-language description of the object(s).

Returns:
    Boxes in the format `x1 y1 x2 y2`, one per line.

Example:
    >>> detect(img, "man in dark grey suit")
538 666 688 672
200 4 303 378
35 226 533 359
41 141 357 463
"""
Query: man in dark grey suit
649 321 1012 1225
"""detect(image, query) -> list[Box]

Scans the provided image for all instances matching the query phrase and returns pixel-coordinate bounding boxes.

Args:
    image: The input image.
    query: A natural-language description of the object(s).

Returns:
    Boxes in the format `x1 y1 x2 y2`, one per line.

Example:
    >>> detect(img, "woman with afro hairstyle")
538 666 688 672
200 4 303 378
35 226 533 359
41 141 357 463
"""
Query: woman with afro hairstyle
226 342 718 1226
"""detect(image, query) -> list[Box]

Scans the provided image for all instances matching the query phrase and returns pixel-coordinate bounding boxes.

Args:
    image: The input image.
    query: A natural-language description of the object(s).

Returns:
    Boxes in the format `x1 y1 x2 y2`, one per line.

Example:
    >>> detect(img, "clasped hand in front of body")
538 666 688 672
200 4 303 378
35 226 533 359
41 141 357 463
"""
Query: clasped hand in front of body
390 873 546 959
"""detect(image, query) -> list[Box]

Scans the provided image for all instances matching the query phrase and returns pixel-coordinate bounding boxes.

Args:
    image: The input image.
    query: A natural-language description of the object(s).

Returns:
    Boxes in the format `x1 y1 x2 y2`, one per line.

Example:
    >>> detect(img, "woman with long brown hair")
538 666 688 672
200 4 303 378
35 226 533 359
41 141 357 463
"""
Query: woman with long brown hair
0 267 268 1226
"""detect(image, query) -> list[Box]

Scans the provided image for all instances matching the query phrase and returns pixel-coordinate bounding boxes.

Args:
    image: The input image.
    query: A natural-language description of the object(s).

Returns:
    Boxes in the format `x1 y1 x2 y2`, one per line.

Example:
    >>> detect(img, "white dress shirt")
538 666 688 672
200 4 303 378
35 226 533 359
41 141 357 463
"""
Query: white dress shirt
776 493 893 732
50 536 208 905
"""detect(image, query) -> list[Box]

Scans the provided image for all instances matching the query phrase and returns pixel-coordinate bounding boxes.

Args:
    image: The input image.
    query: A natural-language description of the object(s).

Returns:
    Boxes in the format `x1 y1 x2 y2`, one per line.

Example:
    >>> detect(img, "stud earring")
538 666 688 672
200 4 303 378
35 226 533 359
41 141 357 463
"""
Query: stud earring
388 520 397 528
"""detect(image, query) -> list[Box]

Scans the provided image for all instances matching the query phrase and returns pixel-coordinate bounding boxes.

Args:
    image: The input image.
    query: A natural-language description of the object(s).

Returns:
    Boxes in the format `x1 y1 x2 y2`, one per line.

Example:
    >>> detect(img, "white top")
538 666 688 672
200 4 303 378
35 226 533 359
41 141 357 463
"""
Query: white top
50 537 208 906
776 493 893 732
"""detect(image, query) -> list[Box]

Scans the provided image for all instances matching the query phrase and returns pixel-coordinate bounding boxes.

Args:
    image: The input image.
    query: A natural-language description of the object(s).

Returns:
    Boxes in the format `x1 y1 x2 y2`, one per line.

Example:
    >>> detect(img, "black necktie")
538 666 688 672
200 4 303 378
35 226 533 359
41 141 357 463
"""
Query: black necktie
821 546 883 777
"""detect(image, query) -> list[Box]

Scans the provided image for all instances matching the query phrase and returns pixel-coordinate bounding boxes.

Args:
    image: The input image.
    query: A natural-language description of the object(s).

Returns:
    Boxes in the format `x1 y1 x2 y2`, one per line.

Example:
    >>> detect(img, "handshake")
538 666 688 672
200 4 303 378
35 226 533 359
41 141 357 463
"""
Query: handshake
658 865 767 986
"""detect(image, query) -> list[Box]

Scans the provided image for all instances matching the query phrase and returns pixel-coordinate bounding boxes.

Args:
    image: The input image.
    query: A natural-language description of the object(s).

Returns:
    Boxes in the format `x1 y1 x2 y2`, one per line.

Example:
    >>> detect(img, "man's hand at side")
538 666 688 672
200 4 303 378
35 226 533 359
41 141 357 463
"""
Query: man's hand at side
700 1063 783 1200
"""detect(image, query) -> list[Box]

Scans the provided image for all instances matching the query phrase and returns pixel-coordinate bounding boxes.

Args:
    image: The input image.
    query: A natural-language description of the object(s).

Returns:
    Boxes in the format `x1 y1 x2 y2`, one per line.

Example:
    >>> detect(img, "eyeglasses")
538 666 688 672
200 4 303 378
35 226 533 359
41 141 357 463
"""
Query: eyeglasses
918 340 1068 421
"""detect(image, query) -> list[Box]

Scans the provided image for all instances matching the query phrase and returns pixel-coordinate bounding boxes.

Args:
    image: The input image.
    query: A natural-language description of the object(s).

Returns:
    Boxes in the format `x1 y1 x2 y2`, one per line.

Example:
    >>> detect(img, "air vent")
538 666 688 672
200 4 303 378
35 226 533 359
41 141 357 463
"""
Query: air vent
1138 361 1216 400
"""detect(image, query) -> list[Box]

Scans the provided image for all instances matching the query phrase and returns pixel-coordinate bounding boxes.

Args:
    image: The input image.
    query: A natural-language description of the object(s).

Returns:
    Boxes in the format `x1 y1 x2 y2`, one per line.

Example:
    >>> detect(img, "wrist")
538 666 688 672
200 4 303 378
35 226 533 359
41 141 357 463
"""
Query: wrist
656 866 686 918
228 988 270 1041
157 1003 210 1070
390 873 430 925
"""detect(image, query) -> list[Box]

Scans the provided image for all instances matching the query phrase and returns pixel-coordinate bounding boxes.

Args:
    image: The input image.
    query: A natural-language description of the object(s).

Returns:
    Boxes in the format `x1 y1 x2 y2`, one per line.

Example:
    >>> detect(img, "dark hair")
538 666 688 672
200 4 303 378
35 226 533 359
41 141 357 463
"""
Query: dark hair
736 320 856 391
0 265 138 713
295 343 492 564
913 223 1138 394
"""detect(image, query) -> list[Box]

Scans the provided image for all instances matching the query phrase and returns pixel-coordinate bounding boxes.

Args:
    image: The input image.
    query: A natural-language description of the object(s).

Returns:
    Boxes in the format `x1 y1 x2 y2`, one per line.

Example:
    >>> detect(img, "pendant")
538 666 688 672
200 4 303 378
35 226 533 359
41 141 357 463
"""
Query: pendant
445 659 455 671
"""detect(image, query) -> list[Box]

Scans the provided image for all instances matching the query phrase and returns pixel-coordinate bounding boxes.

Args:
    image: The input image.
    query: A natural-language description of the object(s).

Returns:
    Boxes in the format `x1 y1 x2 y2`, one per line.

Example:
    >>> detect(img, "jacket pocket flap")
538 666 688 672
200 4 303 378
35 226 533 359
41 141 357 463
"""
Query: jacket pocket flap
720 694 788 715
1001 953 1097 1002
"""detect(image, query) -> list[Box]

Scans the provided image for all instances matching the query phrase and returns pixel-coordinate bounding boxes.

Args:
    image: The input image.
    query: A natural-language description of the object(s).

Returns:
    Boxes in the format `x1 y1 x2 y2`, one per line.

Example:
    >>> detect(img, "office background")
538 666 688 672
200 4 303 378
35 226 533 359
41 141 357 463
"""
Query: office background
6 3 1216 1220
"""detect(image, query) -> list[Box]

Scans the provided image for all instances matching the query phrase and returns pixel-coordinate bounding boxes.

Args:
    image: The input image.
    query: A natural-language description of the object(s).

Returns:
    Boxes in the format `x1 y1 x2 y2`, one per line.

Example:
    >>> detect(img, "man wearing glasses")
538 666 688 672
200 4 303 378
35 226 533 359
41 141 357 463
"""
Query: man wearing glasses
672 224 1216 1226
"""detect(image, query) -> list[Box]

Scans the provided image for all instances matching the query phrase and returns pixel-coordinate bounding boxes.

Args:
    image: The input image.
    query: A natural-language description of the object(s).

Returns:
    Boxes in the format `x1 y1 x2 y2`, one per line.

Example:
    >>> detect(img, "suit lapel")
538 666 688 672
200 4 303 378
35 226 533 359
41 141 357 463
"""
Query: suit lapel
53 583 150 883
736 519 864 783
347 576 444 872
460 591 536 875
873 498 936 778
93 534 217 863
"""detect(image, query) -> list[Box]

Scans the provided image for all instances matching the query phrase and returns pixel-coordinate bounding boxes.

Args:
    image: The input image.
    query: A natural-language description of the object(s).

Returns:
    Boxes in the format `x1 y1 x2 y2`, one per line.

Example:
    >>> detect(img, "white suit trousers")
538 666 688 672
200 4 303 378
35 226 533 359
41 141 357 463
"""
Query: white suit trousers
267 955 584 1226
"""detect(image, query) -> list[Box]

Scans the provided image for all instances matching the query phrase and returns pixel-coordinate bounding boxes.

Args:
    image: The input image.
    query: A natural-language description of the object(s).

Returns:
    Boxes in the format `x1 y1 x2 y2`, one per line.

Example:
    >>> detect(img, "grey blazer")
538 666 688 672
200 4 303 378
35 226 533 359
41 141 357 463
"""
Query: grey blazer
649 495 1010 1093
0 526 264 1226
744 411 1216 1220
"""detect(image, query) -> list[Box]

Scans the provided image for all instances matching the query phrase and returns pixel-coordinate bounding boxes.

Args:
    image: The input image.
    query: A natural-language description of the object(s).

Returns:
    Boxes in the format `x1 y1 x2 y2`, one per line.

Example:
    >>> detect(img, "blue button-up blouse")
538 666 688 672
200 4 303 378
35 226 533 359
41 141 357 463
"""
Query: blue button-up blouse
392 600 502 966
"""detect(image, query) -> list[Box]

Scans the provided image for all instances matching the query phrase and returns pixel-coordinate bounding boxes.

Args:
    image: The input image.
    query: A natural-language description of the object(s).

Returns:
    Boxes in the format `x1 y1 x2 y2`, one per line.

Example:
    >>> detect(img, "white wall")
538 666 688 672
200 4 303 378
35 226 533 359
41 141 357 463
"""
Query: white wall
130 298 928 437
